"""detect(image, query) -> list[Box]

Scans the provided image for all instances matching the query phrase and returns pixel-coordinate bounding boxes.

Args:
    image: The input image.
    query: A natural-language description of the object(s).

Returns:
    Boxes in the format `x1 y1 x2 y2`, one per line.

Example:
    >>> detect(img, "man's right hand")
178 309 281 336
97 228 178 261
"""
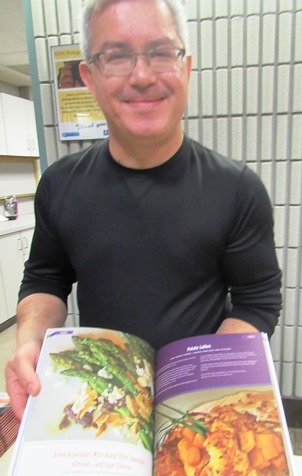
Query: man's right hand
6 293 68 419
5 340 42 420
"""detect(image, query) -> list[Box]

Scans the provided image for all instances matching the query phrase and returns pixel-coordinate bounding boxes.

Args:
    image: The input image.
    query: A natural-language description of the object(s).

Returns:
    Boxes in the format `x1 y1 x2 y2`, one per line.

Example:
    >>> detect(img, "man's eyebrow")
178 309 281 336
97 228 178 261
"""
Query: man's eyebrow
97 38 177 52
147 38 177 48
98 41 130 51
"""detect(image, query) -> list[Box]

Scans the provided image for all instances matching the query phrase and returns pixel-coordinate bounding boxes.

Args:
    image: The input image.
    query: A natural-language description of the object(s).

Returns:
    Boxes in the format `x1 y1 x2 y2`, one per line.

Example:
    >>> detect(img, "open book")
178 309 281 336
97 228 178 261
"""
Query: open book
8 328 296 476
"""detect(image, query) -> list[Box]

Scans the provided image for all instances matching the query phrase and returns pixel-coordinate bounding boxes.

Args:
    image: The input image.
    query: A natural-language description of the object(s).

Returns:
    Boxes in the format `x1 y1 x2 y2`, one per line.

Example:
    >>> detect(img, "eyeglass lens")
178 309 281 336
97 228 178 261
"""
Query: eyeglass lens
91 48 185 76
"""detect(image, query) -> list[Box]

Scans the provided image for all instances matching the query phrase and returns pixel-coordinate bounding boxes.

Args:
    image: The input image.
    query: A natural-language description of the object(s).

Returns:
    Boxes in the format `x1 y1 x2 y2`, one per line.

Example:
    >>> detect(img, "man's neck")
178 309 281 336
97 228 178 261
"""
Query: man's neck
108 130 184 169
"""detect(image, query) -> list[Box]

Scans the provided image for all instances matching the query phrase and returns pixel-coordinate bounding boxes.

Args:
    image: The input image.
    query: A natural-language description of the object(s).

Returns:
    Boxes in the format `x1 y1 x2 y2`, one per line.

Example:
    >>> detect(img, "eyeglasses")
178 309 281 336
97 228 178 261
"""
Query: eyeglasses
88 48 186 76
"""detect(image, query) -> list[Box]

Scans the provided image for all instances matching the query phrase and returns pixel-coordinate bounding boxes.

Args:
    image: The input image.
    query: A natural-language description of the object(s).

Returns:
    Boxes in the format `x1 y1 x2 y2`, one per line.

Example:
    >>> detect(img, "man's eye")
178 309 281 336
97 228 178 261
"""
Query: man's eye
106 52 131 63
150 50 172 59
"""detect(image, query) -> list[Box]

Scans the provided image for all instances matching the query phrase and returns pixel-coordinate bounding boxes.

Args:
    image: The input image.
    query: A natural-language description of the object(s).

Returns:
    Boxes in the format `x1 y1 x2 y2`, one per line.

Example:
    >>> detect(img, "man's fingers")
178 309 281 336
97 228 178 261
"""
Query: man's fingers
5 341 42 419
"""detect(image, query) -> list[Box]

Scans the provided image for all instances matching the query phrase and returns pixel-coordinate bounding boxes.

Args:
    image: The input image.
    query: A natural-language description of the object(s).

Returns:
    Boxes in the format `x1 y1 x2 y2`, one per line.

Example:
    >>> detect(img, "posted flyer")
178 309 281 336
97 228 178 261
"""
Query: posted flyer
51 44 108 141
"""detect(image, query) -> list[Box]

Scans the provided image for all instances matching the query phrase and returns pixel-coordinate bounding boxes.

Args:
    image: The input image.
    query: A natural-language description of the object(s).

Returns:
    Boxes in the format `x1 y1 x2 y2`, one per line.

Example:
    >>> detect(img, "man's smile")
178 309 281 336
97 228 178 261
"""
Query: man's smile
122 92 168 110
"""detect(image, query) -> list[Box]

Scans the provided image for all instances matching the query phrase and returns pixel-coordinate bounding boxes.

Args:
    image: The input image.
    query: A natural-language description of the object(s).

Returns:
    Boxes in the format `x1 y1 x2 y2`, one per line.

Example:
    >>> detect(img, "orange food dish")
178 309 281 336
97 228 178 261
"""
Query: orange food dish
154 391 290 476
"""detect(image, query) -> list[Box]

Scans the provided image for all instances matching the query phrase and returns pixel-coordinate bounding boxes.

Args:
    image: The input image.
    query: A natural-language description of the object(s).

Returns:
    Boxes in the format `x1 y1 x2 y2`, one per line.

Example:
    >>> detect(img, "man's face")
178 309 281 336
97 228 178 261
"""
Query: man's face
80 0 191 149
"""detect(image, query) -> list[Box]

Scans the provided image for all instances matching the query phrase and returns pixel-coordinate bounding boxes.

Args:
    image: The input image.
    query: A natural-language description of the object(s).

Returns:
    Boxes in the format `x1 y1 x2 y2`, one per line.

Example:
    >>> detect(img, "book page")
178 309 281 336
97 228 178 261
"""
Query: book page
9 328 155 476
154 333 296 476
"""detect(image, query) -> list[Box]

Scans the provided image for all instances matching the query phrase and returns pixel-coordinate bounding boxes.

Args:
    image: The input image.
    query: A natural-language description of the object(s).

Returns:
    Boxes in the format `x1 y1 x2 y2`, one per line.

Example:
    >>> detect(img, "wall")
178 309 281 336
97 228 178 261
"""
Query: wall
27 0 302 397
0 82 20 96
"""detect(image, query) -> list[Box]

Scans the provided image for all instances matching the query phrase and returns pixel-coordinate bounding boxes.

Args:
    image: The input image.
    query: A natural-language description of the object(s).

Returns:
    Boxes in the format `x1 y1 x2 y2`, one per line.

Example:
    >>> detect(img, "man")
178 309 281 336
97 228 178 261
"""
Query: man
6 0 282 420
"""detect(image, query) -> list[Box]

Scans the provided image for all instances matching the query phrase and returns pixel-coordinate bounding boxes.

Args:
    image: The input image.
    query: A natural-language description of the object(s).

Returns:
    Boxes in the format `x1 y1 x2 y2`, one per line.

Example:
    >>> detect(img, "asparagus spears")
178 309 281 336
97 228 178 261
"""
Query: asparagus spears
61 368 109 395
49 333 154 451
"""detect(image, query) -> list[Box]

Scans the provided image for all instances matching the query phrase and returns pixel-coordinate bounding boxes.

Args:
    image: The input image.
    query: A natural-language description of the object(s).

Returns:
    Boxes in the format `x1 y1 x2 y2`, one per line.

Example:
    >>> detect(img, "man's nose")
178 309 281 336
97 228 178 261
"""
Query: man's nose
129 54 157 85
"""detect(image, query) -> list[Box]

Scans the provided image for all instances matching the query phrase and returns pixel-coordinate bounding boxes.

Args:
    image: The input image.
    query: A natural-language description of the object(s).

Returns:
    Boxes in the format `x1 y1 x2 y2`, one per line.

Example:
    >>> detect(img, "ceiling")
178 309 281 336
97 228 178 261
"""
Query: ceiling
0 0 31 87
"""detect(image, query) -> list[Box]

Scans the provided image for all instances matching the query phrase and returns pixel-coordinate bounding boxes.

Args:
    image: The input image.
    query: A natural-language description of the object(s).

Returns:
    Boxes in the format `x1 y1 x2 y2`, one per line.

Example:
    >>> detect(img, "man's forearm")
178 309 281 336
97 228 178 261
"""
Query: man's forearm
17 293 68 346
216 317 259 334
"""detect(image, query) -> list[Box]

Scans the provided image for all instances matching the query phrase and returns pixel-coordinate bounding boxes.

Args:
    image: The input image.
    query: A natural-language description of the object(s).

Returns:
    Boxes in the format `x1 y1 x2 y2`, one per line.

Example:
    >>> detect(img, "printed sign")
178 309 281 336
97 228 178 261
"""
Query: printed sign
51 44 108 141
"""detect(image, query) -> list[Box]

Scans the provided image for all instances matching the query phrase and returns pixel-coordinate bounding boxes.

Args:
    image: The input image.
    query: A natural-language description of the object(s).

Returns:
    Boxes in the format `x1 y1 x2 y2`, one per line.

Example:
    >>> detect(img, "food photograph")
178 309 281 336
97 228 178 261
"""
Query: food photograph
23 329 155 451
154 388 292 476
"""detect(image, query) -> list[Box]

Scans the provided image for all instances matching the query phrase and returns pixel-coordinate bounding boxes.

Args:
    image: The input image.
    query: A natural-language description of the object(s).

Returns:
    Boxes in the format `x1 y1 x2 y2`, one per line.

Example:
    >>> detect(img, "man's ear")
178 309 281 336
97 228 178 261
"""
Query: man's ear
186 54 192 81
79 61 95 95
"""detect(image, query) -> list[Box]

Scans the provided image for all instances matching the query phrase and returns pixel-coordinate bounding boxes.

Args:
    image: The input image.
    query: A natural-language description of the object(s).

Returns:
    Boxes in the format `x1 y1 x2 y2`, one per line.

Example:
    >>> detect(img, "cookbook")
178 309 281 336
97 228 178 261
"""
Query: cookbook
8 328 296 476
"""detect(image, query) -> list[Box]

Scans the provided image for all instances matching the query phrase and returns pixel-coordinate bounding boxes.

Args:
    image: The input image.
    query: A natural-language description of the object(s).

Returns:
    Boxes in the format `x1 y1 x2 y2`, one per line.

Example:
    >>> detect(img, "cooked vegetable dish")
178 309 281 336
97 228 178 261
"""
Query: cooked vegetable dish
49 333 154 450
154 391 290 475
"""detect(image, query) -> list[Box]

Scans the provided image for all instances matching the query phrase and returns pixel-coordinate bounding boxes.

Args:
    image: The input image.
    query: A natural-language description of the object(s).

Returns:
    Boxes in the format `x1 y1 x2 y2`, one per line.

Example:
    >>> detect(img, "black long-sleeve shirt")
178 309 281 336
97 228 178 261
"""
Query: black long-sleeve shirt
20 136 282 349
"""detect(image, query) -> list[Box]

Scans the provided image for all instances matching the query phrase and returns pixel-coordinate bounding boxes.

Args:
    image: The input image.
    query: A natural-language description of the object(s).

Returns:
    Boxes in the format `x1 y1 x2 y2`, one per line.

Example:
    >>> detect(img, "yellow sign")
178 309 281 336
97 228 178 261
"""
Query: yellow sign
51 45 108 140
53 47 83 61
58 90 106 123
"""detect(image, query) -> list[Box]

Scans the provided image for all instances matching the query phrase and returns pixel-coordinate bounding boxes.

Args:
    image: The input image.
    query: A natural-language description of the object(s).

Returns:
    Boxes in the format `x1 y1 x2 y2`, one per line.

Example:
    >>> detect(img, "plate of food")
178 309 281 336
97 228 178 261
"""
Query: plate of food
25 329 155 451
154 389 290 475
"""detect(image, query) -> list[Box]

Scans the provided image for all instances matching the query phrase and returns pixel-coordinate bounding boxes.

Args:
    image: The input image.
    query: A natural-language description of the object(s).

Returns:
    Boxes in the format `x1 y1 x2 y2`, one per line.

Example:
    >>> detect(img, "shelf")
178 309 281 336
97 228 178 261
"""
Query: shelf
0 156 40 199
0 155 40 161
0 193 35 200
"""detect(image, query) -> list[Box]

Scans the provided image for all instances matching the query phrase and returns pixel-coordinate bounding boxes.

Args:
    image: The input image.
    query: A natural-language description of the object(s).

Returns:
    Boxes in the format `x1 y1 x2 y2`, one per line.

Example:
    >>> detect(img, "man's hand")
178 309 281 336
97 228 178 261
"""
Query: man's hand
5 340 42 420
5 294 67 419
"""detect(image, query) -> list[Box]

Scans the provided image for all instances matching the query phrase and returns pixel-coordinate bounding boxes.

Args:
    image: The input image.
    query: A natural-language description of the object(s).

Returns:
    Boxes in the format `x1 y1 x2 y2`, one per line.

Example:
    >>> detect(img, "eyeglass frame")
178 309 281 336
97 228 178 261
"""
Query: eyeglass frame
87 47 187 76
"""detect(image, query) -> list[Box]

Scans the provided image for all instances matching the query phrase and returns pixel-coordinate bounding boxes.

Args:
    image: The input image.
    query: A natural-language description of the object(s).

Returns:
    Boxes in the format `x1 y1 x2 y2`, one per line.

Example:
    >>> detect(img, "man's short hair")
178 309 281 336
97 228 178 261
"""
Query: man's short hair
80 0 189 62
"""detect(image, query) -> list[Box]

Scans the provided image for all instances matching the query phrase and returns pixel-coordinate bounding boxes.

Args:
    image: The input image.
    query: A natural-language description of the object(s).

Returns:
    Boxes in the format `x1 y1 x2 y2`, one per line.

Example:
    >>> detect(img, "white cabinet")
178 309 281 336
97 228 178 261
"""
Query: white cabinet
0 263 8 324
24 100 40 157
0 228 34 324
0 93 39 157
0 95 8 155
